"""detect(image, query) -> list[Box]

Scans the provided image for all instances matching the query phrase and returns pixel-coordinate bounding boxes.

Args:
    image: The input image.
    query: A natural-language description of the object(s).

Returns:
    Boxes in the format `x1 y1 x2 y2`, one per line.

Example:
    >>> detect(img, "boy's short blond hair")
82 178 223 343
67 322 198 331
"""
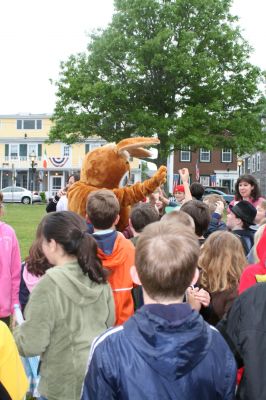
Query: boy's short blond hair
161 210 195 231
86 189 120 230
259 199 266 210
203 194 226 214
135 221 199 300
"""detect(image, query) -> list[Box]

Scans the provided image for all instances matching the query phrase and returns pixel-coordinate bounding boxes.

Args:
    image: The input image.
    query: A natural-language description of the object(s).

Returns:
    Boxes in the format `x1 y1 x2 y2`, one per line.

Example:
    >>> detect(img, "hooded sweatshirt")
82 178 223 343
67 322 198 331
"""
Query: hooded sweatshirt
14 262 115 400
81 303 236 400
0 222 21 318
93 231 135 325
239 225 266 293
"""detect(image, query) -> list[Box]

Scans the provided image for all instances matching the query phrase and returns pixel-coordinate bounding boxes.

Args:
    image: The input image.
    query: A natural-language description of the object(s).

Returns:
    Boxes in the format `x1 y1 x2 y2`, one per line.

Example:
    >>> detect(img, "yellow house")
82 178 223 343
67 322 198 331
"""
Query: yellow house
0 114 141 197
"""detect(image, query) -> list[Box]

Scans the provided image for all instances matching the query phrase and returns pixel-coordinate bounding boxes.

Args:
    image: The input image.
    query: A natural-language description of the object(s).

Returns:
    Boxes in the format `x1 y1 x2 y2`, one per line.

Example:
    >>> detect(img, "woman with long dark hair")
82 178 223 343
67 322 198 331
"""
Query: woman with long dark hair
14 211 115 400
229 174 264 209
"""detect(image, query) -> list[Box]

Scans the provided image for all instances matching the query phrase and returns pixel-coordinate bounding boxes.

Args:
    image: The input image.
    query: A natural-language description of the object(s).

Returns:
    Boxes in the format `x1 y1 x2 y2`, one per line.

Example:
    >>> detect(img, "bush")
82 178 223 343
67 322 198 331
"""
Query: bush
40 192 46 202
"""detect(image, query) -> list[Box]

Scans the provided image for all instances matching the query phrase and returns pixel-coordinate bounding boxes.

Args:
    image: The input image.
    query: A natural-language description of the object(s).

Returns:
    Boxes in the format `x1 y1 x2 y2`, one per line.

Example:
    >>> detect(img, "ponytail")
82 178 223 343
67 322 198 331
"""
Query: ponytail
41 211 108 284
77 232 107 283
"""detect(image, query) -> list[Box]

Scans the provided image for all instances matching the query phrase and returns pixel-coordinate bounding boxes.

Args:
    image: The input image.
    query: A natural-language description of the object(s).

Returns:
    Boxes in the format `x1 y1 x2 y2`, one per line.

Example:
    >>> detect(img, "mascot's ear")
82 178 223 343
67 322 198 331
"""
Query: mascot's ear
127 148 153 158
116 137 160 158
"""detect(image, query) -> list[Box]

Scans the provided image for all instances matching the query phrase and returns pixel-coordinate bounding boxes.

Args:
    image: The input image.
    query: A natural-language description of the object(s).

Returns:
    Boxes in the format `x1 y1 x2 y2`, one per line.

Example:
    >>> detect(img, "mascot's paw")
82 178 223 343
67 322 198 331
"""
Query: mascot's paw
153 166 167 185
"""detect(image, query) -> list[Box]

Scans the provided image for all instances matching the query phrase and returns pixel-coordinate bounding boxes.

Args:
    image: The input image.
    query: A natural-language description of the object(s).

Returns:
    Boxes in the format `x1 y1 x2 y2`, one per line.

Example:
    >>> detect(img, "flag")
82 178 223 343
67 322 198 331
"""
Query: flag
195 160 200 181
43 148 47 169
210 175 216 187
173 174 180 192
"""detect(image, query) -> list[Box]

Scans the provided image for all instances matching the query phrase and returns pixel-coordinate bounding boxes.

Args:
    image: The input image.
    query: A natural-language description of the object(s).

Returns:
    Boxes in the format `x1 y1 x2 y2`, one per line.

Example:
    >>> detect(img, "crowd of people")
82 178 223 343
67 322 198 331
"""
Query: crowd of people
1 169 266 400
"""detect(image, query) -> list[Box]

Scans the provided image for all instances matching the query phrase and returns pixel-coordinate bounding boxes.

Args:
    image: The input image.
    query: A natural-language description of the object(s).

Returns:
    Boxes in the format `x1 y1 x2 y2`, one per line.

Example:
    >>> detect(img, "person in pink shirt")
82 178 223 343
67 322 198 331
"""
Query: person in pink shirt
19 219 53 312
229 174 264 211
0 192 21 326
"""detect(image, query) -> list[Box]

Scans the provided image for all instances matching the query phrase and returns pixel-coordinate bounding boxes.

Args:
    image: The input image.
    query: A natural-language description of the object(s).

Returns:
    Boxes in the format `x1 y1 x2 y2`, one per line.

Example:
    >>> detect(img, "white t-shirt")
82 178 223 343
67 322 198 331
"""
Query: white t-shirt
56 195 68 211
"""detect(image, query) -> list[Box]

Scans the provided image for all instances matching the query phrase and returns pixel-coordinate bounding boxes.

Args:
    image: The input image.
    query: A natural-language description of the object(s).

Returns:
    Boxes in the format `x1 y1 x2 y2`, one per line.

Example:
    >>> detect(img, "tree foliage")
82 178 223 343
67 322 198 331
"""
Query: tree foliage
50 0 266 165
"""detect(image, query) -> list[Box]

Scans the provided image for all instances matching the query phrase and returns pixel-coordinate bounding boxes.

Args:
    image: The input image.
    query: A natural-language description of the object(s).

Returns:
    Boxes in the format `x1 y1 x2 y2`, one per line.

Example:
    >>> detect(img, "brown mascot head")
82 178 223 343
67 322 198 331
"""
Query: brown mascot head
80 137 160 187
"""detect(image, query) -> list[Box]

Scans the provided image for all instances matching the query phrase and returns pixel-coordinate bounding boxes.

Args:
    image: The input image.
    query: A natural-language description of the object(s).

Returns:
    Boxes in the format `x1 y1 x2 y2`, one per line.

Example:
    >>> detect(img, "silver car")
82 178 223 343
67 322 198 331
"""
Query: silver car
1 186 33 204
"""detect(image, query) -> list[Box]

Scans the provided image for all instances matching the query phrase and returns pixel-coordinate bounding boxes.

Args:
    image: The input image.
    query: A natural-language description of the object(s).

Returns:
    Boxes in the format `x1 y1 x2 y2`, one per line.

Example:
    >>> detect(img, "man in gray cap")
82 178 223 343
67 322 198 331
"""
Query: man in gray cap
226 200 257 255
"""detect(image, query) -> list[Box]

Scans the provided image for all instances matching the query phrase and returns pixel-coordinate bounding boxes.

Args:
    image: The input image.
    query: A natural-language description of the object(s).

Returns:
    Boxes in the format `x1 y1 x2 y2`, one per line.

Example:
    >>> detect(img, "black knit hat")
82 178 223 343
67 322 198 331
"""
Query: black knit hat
229 200 257 225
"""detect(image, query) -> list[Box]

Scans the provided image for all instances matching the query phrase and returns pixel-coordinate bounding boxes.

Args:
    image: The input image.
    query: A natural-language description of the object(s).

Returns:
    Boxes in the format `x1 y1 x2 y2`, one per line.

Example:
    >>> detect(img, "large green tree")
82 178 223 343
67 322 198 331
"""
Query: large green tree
50 0 266 166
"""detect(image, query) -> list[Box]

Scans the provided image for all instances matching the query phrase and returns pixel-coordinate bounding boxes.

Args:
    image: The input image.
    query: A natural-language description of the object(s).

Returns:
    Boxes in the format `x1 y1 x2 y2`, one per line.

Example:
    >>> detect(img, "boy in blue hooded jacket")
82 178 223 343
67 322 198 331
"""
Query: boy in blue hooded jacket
81 221 236 400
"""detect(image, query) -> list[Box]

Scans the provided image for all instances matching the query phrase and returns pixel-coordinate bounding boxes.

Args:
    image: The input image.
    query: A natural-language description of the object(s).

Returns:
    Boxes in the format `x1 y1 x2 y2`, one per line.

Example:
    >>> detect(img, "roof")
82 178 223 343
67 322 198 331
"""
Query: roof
0 113 52 119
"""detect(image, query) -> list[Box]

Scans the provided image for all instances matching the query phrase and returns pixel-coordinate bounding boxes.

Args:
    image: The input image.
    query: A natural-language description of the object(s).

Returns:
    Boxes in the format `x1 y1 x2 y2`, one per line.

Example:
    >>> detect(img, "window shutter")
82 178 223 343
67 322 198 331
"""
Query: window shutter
5 144 9 156
85 143 90 154
38 144 42 157
19 144 27 157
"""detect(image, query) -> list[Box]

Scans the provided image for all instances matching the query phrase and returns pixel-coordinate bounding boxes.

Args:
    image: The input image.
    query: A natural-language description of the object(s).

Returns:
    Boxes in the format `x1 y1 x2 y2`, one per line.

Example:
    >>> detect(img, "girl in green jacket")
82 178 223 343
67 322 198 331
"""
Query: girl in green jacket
14 211 115 400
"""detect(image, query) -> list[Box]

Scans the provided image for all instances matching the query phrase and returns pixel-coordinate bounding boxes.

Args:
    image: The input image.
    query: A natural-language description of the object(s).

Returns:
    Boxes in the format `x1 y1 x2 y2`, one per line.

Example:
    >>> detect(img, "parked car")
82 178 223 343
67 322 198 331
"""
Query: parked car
32 191 42 203
203 187 235 204
1 186 34 204
204 185 230 194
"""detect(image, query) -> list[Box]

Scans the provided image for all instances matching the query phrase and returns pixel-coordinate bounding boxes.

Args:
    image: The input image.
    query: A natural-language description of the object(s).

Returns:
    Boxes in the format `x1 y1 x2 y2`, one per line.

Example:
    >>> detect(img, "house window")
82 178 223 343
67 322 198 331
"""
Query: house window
28 144 38 159
221 149 232 163
241 159 245 175
200 149 210 162
10 144 19 159
63 145 70 157
252 155 256 173
180 147 191 162
16 119 42 130
247 157 251 170
36 120 42 129
90 143 100 151
256 153 260 172
19 144 27 160
200 176 210 186
85 143 101 154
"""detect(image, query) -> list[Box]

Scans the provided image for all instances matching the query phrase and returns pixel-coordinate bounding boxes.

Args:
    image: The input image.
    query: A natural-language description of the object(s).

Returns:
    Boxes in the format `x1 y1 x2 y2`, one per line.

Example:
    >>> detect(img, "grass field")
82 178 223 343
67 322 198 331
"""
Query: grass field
1 203 46 260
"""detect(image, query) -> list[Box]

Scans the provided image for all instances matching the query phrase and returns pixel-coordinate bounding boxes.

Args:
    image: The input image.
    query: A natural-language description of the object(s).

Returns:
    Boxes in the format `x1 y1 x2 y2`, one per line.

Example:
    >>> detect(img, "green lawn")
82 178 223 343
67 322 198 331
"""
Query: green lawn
1 203 46 260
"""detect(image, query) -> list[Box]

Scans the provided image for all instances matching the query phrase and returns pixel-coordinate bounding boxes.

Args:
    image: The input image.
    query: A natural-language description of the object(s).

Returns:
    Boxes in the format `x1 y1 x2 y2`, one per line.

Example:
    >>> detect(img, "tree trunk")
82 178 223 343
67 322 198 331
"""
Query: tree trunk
156 142 169 168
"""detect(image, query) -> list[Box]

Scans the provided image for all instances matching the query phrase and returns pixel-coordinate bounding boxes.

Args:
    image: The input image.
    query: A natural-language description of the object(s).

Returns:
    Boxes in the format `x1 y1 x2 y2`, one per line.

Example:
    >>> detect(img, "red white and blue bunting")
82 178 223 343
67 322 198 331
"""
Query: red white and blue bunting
49 157 69 167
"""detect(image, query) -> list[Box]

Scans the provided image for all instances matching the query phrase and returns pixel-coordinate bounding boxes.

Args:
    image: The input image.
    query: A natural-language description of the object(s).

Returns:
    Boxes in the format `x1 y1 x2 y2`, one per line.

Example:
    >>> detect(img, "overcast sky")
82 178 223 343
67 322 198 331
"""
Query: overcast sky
0 0 265 115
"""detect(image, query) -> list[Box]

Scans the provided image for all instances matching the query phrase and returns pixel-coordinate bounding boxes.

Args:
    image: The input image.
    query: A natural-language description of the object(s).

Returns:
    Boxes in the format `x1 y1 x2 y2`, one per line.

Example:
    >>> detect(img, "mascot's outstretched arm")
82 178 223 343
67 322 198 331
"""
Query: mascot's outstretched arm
113 166 167 206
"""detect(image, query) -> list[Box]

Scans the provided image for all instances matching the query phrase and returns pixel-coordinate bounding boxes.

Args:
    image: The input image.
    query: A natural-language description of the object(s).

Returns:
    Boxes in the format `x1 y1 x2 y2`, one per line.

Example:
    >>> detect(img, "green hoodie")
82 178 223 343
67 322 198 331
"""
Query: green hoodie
14 262 115 400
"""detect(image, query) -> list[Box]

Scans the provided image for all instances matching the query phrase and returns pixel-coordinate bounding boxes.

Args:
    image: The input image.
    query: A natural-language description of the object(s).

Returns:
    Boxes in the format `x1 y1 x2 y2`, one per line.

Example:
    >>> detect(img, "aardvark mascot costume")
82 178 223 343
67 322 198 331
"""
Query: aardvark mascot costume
68 137 167 231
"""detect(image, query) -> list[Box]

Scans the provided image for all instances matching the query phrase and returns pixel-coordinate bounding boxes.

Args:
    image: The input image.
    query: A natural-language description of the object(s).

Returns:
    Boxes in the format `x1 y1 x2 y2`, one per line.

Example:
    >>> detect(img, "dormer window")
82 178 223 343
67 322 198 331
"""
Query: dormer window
17 119 42 130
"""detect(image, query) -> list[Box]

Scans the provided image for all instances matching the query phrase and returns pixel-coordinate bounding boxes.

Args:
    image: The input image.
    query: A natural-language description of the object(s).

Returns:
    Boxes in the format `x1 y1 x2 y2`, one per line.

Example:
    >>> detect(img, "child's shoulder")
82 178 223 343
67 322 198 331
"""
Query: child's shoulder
0 221 16 236
90 325 124 358
117 232 135 250
116 232 134 247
